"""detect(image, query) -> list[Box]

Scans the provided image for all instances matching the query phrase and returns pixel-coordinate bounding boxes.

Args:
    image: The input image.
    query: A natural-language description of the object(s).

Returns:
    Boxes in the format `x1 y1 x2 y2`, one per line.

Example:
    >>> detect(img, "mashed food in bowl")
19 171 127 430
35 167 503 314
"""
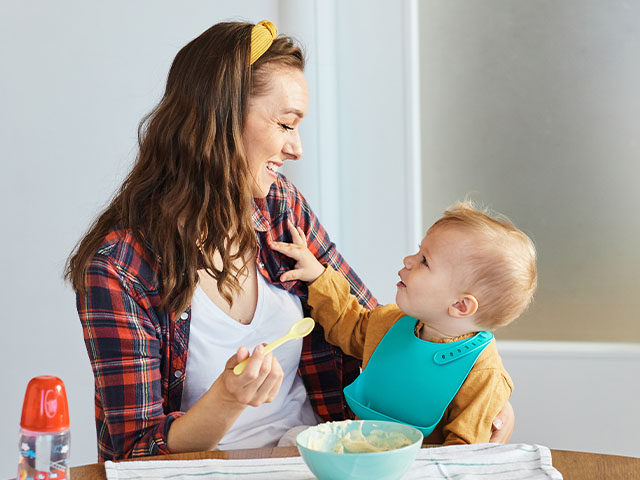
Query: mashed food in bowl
301 420 413 453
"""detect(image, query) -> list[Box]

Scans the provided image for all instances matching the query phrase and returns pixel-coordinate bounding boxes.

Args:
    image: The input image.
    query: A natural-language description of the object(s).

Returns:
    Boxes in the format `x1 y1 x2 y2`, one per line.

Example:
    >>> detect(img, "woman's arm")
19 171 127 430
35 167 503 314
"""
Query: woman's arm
79 254 179 459
79 252 282 459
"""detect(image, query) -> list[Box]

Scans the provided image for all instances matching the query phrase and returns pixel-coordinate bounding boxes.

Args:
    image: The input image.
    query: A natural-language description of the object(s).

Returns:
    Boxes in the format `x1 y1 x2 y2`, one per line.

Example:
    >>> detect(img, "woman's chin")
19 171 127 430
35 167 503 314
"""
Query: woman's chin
251 182 275 198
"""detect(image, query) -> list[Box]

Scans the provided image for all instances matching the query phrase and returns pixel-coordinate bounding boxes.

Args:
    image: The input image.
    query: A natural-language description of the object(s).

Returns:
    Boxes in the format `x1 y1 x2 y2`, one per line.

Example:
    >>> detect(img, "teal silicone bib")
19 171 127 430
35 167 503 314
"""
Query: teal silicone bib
344 316 493 436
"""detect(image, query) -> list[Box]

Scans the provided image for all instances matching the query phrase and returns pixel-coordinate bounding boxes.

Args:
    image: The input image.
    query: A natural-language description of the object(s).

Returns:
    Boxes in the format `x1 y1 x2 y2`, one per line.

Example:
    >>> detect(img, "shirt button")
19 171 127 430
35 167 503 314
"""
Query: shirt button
180 312 188 320
174 370 183 378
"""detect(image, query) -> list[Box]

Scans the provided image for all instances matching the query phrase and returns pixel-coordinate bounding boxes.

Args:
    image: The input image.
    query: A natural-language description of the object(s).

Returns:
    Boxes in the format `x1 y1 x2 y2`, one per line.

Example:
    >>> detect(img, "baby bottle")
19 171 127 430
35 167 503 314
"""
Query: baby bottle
18 376 70 480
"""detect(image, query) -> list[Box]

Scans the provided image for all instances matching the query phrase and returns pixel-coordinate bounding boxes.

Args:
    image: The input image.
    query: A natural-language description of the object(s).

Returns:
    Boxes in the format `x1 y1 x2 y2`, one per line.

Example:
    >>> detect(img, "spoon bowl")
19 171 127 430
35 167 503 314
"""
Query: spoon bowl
233 317 315 375
290 316 315 337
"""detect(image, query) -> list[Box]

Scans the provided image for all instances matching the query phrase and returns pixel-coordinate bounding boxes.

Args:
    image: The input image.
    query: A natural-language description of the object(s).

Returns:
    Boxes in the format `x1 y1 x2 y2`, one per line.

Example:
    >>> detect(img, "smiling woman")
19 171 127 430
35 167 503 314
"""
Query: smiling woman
64 20 376 461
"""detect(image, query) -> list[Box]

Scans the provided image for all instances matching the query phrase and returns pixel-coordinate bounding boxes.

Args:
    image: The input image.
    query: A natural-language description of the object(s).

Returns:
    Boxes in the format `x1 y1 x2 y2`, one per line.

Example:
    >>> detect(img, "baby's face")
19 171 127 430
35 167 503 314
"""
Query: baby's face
395 226 473 323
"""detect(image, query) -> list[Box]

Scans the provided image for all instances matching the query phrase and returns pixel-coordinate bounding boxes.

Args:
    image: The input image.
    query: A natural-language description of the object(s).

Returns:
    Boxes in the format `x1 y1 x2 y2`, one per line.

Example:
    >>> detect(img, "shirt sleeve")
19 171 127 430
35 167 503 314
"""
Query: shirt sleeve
307 266 402 360
78 253 183 460
287 183 377 309
441 367 513 445
307 266 372 359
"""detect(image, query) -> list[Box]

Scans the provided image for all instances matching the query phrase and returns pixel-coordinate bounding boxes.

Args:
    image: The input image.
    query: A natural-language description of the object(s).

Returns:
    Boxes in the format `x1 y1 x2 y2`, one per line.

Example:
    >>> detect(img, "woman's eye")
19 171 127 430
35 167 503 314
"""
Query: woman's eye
280 123 294 131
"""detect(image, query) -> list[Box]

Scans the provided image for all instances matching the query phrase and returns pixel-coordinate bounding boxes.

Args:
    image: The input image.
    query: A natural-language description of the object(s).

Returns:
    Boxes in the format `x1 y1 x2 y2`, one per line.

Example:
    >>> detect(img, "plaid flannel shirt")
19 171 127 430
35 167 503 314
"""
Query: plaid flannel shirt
77 174 377 461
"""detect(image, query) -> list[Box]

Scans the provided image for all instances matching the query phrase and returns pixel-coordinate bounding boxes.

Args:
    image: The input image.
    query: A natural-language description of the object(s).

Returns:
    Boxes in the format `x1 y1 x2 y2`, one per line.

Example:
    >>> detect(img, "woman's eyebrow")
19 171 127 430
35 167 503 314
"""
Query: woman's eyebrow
281 108 304 118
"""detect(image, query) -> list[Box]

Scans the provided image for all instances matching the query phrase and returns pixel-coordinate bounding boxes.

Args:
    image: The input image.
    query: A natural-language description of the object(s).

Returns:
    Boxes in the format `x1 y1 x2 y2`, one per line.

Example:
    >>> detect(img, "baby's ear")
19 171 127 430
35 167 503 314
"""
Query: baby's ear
448 294 479 318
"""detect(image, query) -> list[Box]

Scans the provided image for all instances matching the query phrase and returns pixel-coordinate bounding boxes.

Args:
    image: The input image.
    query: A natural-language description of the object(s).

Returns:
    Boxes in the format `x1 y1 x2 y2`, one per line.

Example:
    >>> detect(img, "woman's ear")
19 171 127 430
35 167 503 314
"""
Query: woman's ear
448 294 479 318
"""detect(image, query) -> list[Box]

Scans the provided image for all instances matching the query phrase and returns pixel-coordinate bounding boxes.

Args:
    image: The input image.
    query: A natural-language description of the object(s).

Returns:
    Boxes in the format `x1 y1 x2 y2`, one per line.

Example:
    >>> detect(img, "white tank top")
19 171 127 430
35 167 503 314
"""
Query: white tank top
182 268 318 449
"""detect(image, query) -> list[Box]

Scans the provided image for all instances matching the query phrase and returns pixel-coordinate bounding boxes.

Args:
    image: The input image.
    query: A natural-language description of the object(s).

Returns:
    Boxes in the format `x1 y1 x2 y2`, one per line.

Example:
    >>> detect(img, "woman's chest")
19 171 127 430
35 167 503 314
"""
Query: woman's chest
197 260 259 324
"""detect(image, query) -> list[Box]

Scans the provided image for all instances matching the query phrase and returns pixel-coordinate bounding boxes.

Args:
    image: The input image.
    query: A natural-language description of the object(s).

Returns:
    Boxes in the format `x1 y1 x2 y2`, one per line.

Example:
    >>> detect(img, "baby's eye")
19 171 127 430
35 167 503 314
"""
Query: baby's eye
280 123 294 131
422 256 429 267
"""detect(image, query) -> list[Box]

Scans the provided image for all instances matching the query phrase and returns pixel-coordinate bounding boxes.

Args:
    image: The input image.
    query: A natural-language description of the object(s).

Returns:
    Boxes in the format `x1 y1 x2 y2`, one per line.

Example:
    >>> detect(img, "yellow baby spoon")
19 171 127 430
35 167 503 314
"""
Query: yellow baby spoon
233 317 316 375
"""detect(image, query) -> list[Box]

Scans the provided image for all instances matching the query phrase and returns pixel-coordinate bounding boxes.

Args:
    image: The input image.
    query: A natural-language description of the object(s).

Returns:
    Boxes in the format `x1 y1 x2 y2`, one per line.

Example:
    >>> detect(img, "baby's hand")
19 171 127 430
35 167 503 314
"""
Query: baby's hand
271 221 326 283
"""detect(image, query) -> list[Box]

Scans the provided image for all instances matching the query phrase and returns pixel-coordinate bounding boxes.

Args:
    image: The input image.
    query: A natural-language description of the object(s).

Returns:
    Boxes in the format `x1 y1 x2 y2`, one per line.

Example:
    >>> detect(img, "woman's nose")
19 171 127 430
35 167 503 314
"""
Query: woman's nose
283 131 303 160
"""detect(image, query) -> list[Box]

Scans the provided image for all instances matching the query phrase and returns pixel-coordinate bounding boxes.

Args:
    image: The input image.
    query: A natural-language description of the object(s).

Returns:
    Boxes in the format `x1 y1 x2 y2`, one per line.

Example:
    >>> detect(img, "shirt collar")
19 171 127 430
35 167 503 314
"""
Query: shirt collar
252 198 270 232
414 320 477 343
251 177 288 232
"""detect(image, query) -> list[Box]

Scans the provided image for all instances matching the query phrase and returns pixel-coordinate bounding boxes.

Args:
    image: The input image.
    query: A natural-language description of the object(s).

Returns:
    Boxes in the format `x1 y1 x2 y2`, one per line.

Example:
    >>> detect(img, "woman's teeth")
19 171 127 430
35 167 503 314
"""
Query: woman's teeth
266 162 279 173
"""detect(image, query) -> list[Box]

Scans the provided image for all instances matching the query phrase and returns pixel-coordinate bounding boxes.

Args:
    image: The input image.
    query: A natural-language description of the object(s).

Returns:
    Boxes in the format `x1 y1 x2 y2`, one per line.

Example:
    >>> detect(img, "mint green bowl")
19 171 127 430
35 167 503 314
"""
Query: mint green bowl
296 420 423 480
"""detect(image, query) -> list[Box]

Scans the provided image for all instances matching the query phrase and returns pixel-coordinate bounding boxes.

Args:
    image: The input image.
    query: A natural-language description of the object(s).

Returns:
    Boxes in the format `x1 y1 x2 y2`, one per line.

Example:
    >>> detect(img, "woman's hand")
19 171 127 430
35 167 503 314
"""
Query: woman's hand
271 221 326 283
489 400 515 443
221 344 284 406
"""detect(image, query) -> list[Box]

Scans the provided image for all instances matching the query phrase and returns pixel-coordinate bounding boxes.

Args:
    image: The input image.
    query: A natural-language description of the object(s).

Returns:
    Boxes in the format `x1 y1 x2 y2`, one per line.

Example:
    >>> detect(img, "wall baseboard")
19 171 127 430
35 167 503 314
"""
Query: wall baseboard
499 340 640 357
497 340 640 458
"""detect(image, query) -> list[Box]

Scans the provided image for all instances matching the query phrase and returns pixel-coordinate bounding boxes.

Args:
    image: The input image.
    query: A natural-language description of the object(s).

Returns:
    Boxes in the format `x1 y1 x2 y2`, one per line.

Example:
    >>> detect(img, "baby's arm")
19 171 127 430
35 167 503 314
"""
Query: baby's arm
272 223 378 360
441 367 513 445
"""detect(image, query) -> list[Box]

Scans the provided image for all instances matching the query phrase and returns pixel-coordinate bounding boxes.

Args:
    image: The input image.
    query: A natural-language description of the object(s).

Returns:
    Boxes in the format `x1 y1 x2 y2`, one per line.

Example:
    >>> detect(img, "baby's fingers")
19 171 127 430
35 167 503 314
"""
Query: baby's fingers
271 240 303 261
280 268 304 282
287 220 307 246
296 226 308 244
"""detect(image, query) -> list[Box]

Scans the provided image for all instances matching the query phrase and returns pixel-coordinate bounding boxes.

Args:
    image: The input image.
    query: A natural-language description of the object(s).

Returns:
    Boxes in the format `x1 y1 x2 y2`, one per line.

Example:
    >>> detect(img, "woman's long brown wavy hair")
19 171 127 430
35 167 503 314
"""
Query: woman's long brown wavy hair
65 22 305 315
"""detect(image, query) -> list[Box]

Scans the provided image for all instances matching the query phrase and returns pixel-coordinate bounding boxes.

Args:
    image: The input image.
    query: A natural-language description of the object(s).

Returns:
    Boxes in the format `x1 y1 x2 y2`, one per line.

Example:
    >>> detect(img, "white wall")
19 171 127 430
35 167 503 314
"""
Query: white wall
418 0 640 343
330 0 423 304
0 2 279 477
502 342 640 458
281 0 423 290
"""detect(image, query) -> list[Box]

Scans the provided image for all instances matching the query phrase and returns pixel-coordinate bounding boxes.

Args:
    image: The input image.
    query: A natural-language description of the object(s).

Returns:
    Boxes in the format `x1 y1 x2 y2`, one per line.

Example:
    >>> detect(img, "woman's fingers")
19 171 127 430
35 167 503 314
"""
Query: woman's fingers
249 354 284 405
223 345 284 406
225 346 250 371
237 345 269 386
489 400 515 443
236 346 250 362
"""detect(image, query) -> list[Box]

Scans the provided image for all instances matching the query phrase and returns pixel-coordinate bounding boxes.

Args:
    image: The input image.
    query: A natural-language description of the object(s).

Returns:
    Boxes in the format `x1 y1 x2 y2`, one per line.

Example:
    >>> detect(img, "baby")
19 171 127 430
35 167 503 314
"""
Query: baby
273 201 537 445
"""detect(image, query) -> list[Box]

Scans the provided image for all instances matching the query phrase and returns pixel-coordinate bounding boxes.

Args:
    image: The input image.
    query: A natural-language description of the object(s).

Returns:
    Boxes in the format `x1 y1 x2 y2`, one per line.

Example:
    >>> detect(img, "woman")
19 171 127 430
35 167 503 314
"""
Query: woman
66 20 512 461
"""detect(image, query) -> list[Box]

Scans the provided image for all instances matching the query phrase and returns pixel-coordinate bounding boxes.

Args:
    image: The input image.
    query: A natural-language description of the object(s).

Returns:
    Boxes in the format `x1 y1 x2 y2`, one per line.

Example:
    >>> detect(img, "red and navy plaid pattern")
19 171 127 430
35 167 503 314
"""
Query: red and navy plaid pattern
77 174 377 461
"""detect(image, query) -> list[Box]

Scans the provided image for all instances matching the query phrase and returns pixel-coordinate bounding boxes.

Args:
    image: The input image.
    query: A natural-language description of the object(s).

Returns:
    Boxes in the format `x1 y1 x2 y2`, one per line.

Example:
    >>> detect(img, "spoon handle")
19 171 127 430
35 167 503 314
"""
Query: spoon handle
263 335 290 355
233 335 292 375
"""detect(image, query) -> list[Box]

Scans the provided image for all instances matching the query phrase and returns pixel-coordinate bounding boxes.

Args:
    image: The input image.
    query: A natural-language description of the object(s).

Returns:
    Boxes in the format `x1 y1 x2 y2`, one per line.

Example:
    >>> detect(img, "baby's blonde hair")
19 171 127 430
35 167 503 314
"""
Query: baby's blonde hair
430 201 537 329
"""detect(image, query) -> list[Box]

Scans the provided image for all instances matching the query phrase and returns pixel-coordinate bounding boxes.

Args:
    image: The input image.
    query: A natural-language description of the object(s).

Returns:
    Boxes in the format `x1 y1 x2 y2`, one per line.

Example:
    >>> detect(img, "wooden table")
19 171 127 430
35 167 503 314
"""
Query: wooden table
16 446 640 480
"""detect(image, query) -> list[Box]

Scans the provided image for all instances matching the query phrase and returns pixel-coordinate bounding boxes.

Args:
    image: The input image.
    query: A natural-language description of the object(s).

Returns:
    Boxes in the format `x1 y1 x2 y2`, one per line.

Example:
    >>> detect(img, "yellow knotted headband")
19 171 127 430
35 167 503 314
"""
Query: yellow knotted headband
250 20 277 65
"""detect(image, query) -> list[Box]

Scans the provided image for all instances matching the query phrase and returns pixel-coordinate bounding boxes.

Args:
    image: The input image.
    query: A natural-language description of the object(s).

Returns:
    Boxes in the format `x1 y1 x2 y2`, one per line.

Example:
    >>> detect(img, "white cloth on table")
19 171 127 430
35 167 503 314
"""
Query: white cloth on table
105 443 563 479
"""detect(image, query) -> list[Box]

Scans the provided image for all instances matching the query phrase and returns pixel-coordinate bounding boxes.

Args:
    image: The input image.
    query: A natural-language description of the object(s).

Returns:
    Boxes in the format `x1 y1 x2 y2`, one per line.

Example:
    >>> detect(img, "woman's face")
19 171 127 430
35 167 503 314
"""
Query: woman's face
242 67 309 197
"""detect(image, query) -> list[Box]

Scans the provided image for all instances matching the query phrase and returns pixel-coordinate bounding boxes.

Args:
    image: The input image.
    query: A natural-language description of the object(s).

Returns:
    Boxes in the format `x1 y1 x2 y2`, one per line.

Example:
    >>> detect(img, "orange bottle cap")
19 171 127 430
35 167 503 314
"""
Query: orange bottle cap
20 376 70 432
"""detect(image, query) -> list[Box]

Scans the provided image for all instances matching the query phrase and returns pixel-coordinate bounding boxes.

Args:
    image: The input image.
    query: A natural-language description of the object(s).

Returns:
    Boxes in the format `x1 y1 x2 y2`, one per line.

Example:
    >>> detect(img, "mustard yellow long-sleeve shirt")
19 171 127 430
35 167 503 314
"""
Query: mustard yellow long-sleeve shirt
307 266 513 445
